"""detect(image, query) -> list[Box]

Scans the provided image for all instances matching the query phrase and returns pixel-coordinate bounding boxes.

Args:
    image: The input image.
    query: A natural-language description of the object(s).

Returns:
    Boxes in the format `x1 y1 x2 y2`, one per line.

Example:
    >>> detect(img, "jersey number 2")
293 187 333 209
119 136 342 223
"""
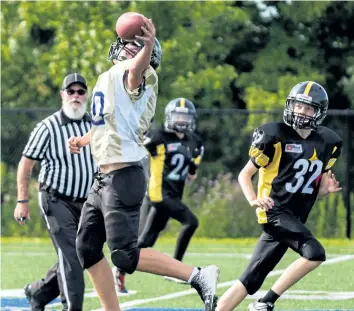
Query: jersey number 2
168 154 189 181
285 159 323 194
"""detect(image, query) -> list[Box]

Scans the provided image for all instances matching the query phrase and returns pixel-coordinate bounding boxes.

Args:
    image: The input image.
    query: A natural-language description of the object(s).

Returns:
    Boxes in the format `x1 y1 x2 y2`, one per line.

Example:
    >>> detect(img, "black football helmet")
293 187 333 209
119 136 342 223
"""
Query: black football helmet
107 37 162 69
283 81 329 130
164 98 196 133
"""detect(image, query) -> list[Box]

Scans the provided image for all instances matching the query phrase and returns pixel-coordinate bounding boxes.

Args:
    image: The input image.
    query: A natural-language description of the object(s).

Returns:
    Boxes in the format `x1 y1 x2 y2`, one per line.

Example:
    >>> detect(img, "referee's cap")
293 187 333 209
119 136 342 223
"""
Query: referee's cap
62 73 87 90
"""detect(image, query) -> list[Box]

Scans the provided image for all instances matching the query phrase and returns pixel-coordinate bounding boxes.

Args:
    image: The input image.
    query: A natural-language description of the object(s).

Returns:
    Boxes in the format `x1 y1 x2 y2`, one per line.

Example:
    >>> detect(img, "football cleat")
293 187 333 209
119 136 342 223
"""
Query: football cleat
24 284 45 311
190 265 220 311
112 266 129 294
248 300 274 311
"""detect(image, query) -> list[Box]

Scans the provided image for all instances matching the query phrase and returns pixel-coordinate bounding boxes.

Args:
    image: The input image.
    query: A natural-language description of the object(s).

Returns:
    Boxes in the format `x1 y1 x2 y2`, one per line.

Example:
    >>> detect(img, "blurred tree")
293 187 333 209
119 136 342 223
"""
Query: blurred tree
1 0 353 237
1 1 353 180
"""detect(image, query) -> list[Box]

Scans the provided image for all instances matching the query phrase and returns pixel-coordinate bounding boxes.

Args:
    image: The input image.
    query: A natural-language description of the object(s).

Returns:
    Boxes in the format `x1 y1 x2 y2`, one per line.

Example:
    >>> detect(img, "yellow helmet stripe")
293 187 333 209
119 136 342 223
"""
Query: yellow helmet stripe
304 81 314 95
180 98 185 108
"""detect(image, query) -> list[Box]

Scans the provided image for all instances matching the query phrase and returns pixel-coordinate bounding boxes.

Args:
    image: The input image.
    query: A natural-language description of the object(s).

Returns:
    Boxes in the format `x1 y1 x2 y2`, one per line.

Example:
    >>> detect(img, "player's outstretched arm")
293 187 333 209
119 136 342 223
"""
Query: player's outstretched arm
317 170 342 199
127 17 155 91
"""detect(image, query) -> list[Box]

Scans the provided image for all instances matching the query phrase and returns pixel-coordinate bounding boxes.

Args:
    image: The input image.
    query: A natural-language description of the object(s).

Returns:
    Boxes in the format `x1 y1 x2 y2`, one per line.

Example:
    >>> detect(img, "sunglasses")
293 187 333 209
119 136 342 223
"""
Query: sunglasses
65 89 87 96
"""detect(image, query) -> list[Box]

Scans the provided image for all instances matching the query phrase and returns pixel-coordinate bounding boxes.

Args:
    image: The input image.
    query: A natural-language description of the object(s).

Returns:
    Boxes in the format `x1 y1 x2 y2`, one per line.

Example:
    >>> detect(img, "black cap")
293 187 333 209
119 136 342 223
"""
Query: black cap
62 73 87 90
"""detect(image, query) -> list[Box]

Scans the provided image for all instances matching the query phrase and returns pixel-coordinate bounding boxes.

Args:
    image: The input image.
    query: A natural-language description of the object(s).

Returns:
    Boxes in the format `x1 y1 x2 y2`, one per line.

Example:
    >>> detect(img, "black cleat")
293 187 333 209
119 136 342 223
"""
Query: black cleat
24 284 45 311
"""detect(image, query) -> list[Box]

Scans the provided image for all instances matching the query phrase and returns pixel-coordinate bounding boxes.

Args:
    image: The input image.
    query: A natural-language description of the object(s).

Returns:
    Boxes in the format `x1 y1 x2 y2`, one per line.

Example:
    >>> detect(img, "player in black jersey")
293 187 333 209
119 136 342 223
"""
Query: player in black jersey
141 97 203 282
114 98 204 291
216 81 342 311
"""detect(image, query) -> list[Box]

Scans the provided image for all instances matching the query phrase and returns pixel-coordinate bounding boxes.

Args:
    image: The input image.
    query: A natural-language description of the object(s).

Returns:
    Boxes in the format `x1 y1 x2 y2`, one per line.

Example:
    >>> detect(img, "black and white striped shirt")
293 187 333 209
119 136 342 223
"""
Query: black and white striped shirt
23 110 96 200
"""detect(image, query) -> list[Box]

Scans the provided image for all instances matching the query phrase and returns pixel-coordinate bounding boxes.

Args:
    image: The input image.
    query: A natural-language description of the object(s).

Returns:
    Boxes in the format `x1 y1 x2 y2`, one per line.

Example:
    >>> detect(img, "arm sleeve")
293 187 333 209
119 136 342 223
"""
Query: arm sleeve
22 122 50 160
189 140 204 175
249 127 275 168
324 139 342 171
123 66 157 101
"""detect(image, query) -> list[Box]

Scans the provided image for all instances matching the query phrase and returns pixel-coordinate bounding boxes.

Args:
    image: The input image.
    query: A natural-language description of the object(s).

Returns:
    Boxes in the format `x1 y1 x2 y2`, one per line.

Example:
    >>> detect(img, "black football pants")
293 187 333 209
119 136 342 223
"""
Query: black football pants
138 197 199 261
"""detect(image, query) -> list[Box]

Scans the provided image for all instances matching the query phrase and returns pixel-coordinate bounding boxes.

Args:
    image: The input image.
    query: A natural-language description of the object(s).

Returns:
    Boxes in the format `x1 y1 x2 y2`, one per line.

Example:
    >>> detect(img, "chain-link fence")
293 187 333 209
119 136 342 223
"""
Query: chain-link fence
1 108 353 238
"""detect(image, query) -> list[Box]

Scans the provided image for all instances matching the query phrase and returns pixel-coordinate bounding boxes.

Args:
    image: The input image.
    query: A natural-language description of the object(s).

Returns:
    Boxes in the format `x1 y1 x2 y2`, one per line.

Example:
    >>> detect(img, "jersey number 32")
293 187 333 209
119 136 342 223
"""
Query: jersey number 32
285 159 323 194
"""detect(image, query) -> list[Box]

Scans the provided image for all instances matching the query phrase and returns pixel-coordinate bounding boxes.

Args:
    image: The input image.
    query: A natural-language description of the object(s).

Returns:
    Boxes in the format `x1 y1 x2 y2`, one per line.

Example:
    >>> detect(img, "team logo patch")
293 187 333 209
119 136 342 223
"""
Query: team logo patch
285 144 303 153
167 143 181 152
252 129 264 145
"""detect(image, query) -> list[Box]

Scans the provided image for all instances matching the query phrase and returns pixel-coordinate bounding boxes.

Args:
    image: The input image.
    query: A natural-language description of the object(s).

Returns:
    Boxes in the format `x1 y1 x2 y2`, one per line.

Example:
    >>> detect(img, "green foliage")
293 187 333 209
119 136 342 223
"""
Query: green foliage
278 1 331 24
307 193 349 238
165 174 353 240
1 1 354 237
2 1 354 174
341 59 354 108
1 167 353 239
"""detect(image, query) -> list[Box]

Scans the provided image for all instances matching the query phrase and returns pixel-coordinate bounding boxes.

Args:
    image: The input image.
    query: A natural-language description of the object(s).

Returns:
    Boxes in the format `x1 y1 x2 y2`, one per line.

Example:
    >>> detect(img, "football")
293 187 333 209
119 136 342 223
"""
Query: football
116 12 145 41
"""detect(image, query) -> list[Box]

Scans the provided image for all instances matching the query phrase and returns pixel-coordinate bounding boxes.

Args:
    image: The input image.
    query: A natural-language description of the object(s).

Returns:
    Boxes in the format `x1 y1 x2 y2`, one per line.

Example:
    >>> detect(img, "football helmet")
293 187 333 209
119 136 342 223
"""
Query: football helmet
283 81 328 130
164 98 196 133
108 37 162 69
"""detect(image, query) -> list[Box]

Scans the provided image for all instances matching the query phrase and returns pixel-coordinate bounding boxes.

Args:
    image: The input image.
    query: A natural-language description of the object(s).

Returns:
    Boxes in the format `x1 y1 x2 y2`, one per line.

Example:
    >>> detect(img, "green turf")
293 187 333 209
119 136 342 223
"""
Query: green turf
1 237 354 310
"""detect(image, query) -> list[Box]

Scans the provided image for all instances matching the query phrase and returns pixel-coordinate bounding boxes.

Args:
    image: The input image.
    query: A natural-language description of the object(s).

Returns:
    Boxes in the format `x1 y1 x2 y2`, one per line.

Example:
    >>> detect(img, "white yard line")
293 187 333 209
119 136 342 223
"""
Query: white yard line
92 254 354 310
1 255 353 310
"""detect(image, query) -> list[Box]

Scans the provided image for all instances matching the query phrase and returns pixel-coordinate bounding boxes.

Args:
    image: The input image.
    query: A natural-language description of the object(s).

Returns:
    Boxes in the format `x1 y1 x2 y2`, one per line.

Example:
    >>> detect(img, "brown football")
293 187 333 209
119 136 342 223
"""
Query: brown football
116 12 145 41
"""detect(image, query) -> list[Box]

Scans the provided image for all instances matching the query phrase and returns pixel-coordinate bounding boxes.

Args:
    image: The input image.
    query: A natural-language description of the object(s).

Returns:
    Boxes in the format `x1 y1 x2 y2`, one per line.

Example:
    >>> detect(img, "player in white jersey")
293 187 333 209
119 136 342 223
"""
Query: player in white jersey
68 16 219 311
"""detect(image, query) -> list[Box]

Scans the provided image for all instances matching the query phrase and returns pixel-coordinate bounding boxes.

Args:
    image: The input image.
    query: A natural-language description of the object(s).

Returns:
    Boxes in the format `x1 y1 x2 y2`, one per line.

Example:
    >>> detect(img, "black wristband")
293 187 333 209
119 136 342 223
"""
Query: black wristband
17 199 29 203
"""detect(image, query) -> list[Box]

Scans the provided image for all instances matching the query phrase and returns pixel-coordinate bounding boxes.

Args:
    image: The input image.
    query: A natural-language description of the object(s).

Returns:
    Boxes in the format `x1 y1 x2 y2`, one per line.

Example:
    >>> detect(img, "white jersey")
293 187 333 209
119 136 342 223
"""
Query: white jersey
90 59 158 165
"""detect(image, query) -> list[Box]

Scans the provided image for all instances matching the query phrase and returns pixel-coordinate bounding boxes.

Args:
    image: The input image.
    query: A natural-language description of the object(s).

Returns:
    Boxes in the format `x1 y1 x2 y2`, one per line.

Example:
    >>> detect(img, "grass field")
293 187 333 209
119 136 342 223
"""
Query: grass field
1 237 354 310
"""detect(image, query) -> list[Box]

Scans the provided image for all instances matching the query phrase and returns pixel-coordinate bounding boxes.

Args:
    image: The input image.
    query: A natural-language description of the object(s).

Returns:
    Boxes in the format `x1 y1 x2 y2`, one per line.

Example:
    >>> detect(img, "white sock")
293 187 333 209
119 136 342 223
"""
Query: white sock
188 267 200 284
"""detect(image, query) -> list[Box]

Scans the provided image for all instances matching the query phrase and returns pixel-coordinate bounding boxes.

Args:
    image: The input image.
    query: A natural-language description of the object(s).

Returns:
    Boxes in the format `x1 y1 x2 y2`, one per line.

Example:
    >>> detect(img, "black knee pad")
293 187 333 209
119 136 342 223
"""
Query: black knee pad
188 213 199 230
103 209 140 274
76 236 104 269
111 247 140 274
182 217 199 235
239 273 264 295
301 238 326 261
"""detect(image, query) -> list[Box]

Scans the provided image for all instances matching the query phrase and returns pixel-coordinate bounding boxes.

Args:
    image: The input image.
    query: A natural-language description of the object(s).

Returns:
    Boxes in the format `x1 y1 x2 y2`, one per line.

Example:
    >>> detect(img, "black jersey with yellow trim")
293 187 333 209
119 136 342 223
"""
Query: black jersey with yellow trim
249 122 342 223
145 128 204 202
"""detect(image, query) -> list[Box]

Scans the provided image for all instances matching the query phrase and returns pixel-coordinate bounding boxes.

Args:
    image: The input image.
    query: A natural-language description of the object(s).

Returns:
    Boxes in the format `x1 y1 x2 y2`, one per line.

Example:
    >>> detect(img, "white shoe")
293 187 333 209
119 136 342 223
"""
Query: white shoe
248 300 274 311
190 265 220 311
164 276 189 284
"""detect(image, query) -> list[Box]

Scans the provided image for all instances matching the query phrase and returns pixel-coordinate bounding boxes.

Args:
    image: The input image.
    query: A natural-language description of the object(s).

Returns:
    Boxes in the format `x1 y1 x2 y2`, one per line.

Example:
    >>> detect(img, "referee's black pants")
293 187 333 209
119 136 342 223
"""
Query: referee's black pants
29 191 85 311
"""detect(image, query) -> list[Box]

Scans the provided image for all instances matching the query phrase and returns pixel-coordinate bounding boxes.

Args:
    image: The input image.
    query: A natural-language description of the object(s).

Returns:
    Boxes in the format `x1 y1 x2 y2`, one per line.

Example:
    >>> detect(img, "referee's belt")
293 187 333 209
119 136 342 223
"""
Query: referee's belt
40 184 87 203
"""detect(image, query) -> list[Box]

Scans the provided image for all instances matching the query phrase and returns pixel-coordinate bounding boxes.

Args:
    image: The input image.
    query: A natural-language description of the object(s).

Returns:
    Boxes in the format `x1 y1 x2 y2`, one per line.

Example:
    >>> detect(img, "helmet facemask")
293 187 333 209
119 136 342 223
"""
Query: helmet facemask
108 38 143 62
165 109 195 133
284 96 327 131
108 38 162 69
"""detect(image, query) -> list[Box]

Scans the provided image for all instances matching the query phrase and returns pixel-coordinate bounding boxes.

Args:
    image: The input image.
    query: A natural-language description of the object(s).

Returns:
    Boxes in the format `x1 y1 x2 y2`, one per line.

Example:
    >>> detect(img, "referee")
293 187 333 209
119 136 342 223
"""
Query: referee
14 73 96 311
